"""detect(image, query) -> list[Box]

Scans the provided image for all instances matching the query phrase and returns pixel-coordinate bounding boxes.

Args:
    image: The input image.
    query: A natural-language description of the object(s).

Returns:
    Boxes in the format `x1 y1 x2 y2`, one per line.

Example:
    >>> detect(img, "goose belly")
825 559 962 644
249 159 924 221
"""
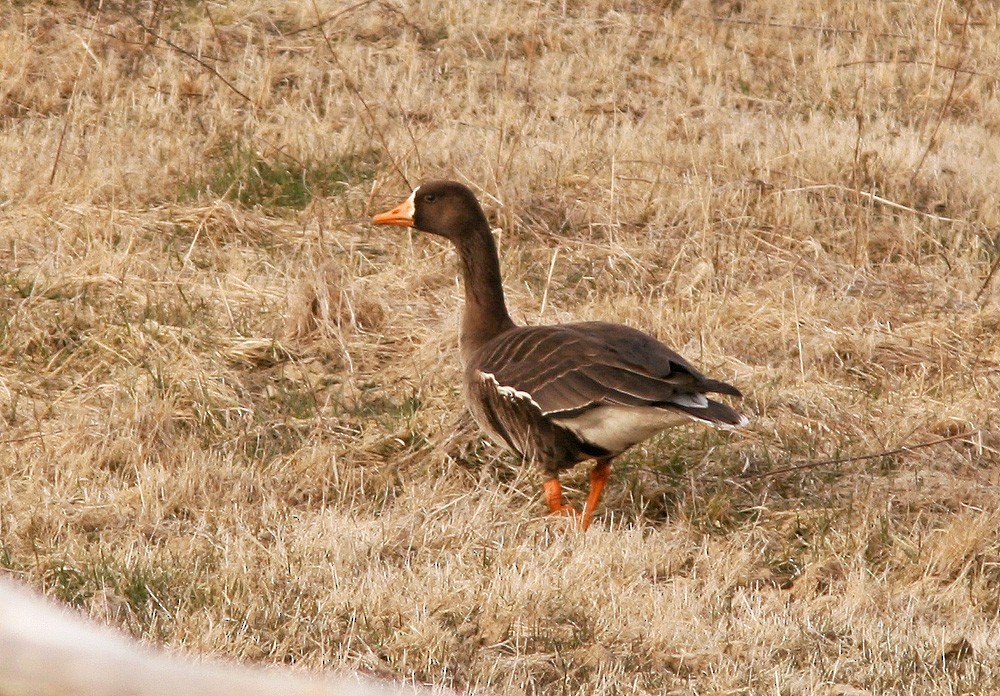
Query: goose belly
550 405 691 455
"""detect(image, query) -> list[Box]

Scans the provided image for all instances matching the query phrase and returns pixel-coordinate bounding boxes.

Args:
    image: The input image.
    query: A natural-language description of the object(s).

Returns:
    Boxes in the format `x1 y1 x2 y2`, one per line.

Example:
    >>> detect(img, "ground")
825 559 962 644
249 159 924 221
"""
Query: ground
1 1 999 693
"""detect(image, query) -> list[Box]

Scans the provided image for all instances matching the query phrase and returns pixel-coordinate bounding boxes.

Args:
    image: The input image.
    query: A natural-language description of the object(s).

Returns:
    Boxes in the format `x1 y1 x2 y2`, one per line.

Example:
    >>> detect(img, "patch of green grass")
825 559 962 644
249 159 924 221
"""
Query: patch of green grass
240 421 313 464
340 384 423 427
271 383 318 420
44 555 184 617
182 142 379 210
39 552 222 644
2 273 34 299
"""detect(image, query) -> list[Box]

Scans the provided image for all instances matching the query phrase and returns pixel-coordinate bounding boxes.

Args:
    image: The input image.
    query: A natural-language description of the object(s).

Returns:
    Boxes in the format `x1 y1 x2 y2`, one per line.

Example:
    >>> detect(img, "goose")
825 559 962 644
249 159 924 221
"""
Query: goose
372 180 747 530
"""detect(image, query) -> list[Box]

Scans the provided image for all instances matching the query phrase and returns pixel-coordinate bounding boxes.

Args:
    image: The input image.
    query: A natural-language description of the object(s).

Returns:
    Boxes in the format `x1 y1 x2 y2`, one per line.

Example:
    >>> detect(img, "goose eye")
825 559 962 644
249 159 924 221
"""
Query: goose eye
423 193 437 202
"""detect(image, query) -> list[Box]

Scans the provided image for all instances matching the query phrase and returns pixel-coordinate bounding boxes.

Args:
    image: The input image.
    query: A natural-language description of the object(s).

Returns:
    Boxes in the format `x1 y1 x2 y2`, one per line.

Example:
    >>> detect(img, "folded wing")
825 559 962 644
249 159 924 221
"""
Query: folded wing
472 322 746 455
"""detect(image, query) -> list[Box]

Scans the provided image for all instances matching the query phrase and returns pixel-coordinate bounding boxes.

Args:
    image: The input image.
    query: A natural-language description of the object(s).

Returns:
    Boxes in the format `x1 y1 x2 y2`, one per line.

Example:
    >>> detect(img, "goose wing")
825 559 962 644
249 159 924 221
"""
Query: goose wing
475 322 744 425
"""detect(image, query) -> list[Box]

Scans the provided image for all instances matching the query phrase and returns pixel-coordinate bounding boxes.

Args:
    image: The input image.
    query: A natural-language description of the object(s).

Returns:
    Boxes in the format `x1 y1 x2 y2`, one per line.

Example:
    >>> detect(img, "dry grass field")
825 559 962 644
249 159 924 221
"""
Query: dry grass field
2 0 1000 693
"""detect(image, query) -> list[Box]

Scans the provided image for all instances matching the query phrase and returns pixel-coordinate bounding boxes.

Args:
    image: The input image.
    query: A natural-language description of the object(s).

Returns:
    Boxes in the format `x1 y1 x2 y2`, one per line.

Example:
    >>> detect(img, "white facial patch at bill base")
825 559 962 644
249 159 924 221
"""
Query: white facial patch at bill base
401 187 417 218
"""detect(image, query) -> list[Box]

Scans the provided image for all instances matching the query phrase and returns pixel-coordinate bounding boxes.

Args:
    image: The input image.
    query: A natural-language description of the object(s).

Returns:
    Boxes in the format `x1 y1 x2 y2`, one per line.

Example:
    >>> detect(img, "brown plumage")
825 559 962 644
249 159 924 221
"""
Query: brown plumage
373 180 747 530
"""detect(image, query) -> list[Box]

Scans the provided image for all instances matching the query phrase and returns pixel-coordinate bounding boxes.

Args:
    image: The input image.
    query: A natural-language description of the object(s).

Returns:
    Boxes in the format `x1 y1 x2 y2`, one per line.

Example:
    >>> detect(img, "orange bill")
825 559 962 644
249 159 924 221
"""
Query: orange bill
372 191 415 227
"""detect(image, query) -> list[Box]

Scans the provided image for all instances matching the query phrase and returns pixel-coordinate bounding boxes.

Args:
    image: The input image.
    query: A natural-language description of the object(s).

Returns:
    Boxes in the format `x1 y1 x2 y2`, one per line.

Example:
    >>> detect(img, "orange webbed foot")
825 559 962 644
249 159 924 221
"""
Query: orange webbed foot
544 479 573 511
549 503 580 518
543 478 581 525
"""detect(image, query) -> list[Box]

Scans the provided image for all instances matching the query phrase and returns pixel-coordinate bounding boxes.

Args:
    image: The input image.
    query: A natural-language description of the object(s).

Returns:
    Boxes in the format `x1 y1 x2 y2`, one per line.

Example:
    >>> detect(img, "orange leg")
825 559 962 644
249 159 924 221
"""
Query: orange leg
580 458 613 531
543 478 578 518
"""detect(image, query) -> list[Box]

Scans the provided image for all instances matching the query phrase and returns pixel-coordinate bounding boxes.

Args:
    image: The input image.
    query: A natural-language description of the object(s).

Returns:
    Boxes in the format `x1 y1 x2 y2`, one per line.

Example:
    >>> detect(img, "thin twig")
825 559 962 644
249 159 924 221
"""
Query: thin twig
49 103 73 186
391 91 424 174
703 15 859 35
62 19 228 62
284 0 377 35
912 5 973 182
836 59 998 82
701 14 966 48
637 429 978 484
309 0 410 188
743 430 977 480
201 0 231 62
112 8 307 171
778 183 959 223
0 431 62 446
125 9 253 104
50 7 106 185
975 250 1000 302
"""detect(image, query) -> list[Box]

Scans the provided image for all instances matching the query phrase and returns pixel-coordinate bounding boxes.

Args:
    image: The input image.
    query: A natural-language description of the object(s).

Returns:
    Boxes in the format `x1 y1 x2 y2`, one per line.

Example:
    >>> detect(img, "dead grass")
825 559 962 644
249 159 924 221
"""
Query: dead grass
2 0 1000 693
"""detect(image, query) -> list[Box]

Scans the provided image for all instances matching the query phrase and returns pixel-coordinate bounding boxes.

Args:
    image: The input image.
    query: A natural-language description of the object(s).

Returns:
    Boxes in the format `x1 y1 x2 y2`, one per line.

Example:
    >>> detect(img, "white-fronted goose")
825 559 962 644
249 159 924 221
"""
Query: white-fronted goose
373 181 747 530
